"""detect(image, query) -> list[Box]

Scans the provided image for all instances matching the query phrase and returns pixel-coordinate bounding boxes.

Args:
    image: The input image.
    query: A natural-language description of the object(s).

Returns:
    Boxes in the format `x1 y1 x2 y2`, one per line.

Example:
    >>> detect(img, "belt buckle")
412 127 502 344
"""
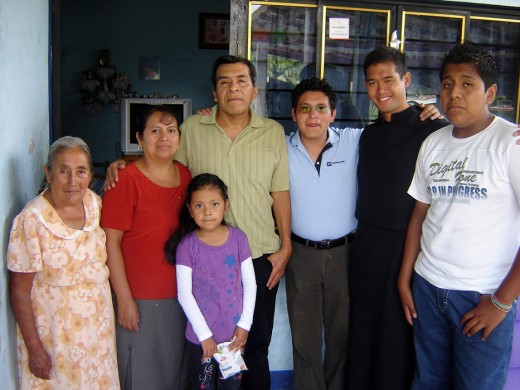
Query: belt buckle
316 240 331 250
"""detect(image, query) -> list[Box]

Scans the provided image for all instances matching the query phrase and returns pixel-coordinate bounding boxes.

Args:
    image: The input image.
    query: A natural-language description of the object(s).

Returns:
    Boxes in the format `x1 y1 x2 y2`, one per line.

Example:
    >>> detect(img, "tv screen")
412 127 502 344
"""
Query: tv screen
121 98 192 155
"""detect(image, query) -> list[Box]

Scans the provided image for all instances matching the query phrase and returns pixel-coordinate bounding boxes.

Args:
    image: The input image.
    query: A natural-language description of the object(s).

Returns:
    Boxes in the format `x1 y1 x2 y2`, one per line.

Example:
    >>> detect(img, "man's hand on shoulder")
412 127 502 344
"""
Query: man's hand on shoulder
196 107 212 117
103 159 127 191
418 103 444 121
514 127 520 145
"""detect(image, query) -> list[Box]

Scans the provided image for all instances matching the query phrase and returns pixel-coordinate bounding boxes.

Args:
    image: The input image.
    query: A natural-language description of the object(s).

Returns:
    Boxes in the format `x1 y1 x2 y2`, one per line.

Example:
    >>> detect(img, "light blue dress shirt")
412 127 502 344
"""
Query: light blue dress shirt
287 126 362 241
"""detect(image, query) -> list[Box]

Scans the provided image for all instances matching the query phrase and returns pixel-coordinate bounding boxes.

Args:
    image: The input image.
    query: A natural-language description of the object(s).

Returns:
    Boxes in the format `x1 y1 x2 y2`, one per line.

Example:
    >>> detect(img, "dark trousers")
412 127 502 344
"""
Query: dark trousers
187 341 242 390
286 241 350 390
242 254 279 390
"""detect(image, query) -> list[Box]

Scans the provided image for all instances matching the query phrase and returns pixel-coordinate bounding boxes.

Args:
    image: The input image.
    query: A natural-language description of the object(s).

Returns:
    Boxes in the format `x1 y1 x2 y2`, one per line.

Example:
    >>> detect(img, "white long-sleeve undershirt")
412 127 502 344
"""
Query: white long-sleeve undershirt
176 257 257 342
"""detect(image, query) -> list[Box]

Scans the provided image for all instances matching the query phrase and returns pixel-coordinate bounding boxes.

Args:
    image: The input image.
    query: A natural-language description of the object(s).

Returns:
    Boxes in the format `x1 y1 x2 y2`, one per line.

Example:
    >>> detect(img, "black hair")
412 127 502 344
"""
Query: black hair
211 55 257 90
439 42 497 89
164 173 229 264
291 77 337 110
363 46 408 79
136 105 179 138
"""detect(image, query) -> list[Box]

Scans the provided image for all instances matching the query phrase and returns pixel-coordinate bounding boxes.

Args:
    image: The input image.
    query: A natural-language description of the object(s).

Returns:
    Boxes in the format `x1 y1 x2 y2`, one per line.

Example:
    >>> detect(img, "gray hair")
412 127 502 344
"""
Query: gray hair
46 136 93 172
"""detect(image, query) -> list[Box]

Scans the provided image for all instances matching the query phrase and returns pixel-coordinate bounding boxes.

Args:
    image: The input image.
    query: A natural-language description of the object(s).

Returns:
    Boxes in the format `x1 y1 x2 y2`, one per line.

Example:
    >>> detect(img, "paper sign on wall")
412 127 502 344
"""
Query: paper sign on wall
329 18 349 40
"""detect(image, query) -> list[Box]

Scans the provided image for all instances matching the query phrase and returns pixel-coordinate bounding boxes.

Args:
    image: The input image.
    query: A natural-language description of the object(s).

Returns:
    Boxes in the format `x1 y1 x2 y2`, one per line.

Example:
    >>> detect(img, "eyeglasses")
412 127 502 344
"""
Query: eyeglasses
297 105 331 114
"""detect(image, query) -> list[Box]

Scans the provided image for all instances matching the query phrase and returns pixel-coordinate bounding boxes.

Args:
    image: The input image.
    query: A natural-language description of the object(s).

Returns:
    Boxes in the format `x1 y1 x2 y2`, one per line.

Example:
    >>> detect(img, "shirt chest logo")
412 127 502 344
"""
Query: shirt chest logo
327 160 345 166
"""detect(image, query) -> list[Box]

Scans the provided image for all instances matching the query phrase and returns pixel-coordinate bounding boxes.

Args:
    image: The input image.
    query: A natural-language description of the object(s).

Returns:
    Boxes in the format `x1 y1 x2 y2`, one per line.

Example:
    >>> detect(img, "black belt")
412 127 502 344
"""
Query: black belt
291 231 355 250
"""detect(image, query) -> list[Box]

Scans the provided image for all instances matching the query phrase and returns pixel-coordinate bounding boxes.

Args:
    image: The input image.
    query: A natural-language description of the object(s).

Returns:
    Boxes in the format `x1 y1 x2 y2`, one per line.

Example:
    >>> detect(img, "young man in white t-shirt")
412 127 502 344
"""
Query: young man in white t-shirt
398 42 520 389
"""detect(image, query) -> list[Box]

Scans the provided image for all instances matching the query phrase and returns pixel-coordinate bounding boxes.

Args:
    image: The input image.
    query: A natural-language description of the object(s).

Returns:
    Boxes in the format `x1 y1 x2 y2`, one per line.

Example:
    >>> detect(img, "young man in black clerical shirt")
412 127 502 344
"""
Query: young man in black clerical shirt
346 46 450 390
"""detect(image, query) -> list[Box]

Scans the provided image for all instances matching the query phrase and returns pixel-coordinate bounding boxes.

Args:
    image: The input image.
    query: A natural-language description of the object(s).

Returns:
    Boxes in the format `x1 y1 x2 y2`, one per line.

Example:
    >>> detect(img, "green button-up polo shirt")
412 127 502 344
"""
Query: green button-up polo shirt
177 106 289 258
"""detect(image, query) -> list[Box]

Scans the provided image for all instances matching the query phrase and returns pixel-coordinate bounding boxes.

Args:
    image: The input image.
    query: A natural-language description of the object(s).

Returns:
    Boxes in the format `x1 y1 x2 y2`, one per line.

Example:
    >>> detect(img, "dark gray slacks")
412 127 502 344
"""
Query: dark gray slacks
286 240 350 390
114 297 189 390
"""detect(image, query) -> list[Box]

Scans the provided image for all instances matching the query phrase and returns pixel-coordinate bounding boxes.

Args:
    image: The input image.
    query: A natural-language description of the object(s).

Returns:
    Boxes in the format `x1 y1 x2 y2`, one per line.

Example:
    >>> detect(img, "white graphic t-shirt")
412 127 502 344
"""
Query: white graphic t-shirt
408 116 520 293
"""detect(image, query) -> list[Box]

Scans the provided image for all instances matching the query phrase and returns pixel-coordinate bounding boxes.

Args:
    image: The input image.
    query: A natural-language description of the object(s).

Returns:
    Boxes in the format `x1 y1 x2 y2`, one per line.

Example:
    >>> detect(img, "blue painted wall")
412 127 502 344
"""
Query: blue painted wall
60 0 230 164
0 1 50 387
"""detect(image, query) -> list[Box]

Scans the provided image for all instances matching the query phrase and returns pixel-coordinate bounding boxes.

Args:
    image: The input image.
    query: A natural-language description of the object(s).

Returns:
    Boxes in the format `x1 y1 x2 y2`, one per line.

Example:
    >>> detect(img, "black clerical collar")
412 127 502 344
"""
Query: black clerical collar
374 105 423 124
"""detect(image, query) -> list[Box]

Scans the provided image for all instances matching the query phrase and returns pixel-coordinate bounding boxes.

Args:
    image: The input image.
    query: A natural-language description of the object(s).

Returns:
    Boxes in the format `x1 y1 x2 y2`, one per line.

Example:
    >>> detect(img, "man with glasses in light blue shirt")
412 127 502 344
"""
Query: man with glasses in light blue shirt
285 77 360 390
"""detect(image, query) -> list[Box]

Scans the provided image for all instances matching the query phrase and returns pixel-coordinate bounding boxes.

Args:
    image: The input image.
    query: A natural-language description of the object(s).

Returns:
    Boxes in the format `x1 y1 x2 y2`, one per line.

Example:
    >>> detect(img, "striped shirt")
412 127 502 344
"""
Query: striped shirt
177 106 289 258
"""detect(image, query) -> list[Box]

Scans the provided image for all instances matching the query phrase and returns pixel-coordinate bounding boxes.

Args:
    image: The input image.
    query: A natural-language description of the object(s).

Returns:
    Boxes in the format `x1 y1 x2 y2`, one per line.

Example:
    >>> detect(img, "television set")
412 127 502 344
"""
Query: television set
121 98 192 155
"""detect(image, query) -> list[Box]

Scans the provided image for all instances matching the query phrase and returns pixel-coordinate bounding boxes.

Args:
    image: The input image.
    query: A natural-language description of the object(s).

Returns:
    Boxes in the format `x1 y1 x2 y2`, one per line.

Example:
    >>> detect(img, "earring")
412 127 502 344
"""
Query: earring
138 143 142 150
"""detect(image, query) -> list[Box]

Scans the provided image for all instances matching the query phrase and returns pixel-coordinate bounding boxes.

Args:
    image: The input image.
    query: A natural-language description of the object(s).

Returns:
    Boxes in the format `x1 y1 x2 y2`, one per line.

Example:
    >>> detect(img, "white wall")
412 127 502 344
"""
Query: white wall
0 0 50 387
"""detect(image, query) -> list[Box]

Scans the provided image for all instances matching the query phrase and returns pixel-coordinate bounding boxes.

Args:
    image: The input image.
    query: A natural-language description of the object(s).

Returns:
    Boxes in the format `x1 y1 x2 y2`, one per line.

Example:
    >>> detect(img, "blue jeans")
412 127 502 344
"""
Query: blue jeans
412 273 516 390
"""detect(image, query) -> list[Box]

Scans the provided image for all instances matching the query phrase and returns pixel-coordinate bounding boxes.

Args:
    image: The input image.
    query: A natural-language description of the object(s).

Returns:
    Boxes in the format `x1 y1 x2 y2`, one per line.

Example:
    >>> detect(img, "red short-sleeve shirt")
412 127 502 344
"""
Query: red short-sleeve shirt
101 161 191 299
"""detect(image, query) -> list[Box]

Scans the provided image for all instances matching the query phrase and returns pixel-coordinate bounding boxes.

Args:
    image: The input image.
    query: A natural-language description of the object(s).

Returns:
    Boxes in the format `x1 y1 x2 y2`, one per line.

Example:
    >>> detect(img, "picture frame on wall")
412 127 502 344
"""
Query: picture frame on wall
199 13 230 49
141 57 160 80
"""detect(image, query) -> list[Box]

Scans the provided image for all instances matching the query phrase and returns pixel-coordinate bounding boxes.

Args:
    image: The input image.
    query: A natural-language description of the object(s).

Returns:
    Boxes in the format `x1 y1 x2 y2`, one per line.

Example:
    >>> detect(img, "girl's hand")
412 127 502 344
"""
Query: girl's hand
228 327 249 352
117 298 140 331
460 295 508 340
201 337 217 359
28 349 52 380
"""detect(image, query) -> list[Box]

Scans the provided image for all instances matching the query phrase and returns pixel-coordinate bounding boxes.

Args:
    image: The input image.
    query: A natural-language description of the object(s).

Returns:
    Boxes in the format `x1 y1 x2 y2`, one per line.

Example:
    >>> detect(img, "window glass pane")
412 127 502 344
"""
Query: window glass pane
402 13 464 109
324 9 390 125
470 18 520 122
250 4 316 130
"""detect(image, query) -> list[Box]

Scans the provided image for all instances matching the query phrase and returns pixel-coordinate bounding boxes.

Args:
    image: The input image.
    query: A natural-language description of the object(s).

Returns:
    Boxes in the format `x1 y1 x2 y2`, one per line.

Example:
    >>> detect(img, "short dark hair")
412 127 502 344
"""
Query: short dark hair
211 55 257 89
136 105 179 137
440 42 497 89
363 46 408 79
291 77 337 110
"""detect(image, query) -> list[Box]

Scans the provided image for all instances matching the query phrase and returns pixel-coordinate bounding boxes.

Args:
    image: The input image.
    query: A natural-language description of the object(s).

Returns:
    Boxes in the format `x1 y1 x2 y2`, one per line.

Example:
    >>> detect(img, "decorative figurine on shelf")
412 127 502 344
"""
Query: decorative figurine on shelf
81 50 132 116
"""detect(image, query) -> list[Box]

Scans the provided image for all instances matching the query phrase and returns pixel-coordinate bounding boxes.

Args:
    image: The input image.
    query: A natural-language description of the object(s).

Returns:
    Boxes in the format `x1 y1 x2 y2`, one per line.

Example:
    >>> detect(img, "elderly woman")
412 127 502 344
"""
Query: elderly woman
7 136 119 389
101 105 191 389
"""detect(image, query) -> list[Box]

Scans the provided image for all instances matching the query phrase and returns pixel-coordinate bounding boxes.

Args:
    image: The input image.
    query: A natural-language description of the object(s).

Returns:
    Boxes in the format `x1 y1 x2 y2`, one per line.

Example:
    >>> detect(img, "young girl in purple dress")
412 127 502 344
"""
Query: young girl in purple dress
165 173 257 389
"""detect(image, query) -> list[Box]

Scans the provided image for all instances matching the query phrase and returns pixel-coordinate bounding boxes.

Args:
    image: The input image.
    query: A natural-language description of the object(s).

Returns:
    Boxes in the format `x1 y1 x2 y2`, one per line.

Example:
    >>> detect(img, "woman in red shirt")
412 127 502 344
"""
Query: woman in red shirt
101 105 191 389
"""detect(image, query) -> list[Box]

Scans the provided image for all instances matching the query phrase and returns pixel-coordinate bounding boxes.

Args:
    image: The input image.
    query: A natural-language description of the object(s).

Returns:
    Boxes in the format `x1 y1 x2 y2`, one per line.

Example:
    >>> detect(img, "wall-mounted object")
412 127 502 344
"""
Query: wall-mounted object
81 50 132 116
199 13 230 49
141 57 160 80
